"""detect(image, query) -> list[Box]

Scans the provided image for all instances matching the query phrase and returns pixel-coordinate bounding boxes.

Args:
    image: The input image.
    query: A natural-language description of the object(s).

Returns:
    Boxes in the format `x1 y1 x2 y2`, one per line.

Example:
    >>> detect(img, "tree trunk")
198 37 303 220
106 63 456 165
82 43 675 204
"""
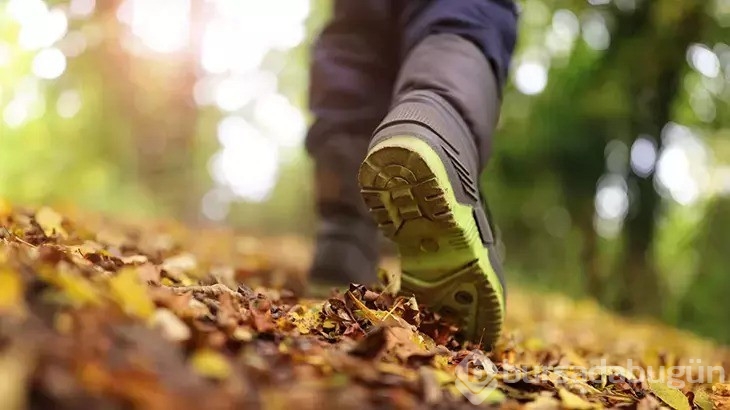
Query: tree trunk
616 0 704 315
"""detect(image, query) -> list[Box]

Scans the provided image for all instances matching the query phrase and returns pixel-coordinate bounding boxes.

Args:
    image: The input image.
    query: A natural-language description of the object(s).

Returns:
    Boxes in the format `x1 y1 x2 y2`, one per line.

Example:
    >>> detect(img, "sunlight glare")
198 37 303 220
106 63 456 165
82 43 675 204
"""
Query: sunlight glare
18 7 68 51
594 174 629 239
553 9 580 39
215 77 256 112
630 137 657 178
32 48 67 79
655 124 711 206
57 90 82 119
515 61 548 95
547 9 580 56
687 44 720 78
126 0 191 53
581 12 610 51
0 43 11 67
3 99 30 129
69 0 96 18
656 146 698 206
210 116 279 202
57 31 88 57
201 188 232 221
595 175 629 221
217 116 256 148
7 0 48 25
253 93 306 147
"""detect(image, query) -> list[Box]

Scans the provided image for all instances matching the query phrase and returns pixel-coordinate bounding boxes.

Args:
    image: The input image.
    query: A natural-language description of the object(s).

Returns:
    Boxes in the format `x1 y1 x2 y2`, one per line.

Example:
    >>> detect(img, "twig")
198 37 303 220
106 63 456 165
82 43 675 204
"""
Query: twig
13 235 37 248
170 284 244 301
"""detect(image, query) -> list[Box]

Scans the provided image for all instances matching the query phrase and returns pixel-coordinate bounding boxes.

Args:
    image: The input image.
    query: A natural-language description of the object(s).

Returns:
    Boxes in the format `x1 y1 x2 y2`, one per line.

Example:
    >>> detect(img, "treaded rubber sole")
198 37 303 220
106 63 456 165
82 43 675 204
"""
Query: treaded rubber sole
358 136 504 348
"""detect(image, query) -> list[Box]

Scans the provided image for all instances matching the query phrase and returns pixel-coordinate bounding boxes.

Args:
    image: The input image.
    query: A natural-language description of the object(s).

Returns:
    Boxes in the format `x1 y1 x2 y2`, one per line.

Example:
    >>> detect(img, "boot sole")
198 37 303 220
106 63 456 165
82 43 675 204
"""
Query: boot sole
358 135 504 347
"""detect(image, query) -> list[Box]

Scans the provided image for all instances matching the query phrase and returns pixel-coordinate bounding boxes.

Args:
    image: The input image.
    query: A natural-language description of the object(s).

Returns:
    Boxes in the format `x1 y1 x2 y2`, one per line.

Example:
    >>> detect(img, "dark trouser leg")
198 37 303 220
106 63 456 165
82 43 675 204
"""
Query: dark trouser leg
306 0 398 285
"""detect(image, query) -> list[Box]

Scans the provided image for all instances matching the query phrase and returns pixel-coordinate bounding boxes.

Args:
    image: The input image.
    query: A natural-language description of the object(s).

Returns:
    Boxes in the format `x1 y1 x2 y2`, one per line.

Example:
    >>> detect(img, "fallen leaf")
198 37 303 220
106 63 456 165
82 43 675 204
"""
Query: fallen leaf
190 349 230 380
0 267 23 312
35 207 67 238
42 268 101 306
135 263 161 283
287 307 322 335
0 345 34 410
525 393 559 409
649 380 691 410
712 383 730 409
558 388 595 409
120 255 149 265
151 308 190 342
0 197 11 217
108 268 155 319
692 386 713 410
349 326 388 360
162 253 197 275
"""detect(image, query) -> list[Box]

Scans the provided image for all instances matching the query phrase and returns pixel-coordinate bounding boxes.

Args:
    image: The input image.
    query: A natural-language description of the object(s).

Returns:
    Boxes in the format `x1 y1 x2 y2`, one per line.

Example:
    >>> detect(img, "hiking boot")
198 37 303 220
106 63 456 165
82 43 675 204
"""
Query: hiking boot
308 137 379 291
309 215 379 293
357 90 505 347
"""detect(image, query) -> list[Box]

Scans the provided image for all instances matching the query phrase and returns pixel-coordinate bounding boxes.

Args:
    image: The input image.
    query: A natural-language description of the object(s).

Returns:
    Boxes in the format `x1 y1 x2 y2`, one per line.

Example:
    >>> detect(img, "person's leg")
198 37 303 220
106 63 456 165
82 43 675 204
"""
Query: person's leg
358 0 517 347
306 0 398 286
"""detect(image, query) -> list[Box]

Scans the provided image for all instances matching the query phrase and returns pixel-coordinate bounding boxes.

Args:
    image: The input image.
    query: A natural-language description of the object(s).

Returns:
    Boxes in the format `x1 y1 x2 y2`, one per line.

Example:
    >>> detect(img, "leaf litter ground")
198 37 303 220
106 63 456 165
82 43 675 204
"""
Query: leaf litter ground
0 205 729 409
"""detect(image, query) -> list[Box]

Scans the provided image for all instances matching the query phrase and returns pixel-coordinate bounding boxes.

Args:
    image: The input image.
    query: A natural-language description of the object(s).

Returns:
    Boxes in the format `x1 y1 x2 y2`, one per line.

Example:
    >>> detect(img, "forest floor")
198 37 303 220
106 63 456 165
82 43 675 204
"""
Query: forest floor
0 204 728 410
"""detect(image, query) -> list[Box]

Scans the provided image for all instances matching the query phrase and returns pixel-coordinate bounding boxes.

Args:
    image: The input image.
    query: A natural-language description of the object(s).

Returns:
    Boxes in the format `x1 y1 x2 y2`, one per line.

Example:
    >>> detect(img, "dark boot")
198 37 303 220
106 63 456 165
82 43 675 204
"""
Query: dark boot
309 137 380 288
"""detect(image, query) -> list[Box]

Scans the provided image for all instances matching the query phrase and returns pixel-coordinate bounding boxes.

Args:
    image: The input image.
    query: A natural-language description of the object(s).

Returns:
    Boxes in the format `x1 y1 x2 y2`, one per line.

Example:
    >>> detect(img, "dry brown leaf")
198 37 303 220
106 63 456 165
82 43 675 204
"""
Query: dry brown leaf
712 383 730 408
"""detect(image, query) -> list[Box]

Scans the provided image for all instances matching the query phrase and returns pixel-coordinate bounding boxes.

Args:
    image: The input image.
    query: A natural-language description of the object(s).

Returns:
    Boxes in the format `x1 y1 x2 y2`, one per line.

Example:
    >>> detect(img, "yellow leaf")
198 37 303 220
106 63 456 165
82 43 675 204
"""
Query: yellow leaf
558 388 595 409
649 380 691 410
0 268 23 311
694 386 713 410
346 290 410 328
432 368 455 385
108 268 155 319
190 349 230 380
0 198 11 217
41 268 101 306
35 207 67 238
287 308 322 334
0 345 33 410
468 388 506 405
525 395 559 409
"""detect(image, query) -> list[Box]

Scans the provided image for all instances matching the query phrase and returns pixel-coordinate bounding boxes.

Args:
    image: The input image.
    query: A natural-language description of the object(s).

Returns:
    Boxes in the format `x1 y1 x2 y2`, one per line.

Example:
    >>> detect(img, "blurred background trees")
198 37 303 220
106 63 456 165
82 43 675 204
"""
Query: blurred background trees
0 0 728 342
